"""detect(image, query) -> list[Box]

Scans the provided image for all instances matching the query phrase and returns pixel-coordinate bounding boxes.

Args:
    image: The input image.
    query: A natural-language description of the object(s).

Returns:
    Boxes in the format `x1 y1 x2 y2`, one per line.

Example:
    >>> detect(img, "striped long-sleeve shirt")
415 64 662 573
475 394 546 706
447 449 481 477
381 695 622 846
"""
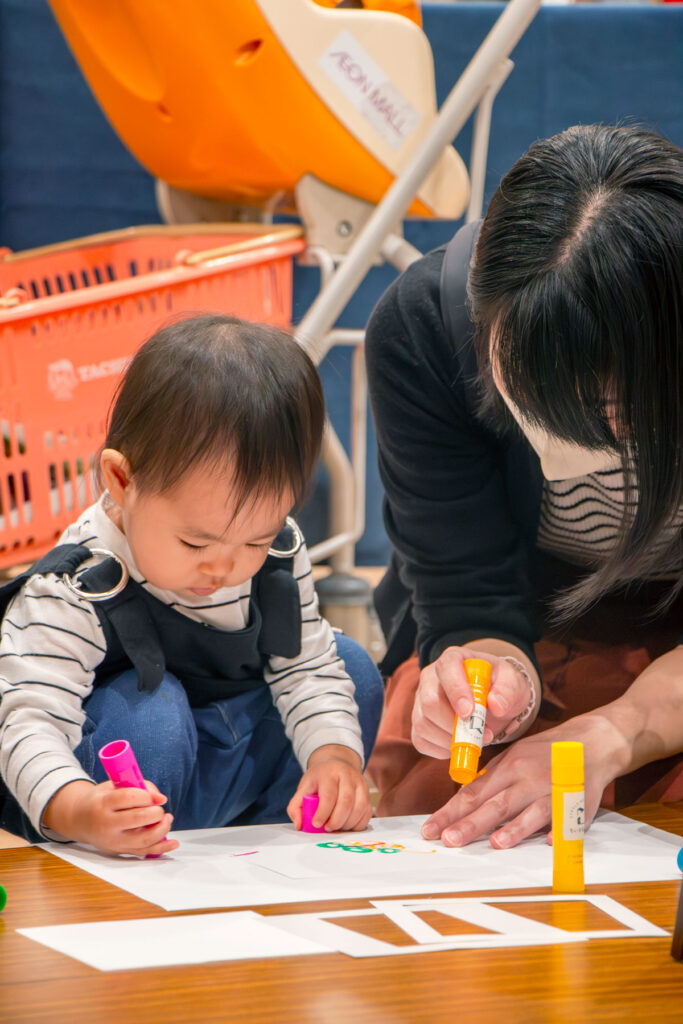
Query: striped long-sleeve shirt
538 468 683 576
0 496 363 837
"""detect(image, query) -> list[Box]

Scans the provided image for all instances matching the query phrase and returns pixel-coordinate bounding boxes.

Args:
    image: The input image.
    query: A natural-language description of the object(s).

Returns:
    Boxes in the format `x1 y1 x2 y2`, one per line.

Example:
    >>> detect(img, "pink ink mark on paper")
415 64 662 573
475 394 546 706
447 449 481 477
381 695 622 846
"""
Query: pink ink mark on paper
232 851 258 857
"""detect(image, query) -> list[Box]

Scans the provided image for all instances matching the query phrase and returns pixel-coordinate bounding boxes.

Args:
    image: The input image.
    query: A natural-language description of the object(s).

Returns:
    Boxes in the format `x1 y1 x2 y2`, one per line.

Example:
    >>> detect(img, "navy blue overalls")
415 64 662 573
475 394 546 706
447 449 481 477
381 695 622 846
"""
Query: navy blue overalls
0 525 302 839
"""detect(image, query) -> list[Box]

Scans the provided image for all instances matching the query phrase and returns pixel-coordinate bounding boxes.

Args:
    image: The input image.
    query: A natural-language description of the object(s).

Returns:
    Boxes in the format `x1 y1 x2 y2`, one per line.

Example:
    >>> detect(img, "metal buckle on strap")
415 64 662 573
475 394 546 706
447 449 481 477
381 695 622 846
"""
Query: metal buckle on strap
62 548 130 602
268 516 303 559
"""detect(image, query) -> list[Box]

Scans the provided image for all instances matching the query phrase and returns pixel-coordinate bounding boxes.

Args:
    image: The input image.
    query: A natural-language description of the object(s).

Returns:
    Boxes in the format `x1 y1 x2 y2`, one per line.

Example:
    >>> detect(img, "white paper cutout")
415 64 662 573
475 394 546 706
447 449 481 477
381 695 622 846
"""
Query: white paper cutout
266 895 667 958
18 895 667 970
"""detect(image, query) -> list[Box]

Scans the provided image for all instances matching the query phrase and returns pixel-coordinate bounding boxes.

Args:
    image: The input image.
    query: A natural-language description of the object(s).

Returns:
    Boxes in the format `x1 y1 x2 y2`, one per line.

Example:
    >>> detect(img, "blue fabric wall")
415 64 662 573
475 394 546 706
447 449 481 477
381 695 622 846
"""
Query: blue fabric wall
1 2 681 562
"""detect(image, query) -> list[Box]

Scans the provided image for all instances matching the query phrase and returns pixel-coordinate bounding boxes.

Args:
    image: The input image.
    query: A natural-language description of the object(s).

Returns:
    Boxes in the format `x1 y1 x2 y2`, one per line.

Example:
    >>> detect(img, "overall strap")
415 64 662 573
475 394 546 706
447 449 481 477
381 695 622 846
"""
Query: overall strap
0 543 94 620
0 542 163 690
255 519 302 660
78 559 165 693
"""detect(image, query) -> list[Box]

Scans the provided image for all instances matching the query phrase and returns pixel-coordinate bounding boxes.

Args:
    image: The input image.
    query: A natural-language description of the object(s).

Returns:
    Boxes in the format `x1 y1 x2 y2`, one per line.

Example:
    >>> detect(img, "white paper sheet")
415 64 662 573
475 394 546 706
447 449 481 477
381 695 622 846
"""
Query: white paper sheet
39 811 682 913
18 910 331 971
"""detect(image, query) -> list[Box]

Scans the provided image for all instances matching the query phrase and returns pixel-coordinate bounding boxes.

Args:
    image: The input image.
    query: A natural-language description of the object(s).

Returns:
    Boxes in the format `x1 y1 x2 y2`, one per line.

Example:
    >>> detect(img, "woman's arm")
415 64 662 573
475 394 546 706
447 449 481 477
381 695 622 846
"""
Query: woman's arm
421 645 683 848
367 245 543 738
596 644 683 773
366 247 540 669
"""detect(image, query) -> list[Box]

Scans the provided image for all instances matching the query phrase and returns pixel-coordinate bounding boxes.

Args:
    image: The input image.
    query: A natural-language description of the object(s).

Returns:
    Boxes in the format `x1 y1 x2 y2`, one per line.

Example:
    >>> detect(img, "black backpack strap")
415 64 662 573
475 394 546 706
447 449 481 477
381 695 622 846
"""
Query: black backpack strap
439 219 483 398
254 520 302 660
0 543 95 620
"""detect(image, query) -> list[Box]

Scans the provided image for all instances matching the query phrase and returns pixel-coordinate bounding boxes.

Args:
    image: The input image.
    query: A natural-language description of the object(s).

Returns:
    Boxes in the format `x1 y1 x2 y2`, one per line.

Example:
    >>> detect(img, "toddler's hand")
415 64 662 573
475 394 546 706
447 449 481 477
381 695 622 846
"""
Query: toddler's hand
43 778 179 857
287 745 371 833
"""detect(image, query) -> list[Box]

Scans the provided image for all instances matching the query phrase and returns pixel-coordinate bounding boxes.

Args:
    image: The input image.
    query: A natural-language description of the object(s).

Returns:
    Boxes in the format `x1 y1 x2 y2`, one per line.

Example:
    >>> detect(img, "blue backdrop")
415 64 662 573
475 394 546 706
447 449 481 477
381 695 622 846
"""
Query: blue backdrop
1 1 681 563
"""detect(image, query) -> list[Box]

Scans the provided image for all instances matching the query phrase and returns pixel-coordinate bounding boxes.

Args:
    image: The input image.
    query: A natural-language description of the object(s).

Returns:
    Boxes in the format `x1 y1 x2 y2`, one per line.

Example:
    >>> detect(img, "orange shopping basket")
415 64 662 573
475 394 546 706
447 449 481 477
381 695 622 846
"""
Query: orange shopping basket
0 223 305 568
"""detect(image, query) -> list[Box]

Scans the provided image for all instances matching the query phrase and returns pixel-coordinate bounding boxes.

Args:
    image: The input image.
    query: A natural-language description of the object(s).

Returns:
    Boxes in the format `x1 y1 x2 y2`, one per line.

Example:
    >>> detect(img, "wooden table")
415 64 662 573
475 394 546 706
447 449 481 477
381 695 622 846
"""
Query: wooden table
2 804 682 1024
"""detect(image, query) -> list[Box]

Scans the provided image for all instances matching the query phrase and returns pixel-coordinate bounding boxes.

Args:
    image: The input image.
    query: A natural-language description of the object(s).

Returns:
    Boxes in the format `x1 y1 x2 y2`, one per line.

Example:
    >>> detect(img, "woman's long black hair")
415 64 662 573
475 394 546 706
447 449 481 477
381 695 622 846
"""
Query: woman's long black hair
468 123 683 618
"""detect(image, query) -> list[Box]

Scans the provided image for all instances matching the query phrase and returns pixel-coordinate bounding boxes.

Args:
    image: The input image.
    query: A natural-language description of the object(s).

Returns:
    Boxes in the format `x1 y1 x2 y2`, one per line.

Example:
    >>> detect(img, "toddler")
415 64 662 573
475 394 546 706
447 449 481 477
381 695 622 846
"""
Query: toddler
0 314 383 856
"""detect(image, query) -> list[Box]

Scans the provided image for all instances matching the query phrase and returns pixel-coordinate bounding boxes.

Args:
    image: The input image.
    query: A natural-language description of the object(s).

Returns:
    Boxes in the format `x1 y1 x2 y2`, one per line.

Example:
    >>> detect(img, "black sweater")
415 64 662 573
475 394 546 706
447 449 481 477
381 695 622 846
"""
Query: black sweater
367 223 683 680
366 225 545 677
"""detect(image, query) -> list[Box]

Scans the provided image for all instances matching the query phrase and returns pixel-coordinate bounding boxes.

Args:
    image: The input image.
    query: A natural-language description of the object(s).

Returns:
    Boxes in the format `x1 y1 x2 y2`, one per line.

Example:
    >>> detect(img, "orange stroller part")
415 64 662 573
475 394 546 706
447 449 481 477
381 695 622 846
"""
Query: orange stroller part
47 0 468 219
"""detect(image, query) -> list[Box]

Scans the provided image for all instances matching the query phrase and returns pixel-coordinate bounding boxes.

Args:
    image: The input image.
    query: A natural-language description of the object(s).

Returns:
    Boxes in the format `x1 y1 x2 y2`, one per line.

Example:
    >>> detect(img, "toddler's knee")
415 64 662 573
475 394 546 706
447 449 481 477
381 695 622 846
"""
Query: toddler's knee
334 634 384 756
336 635 383 701
85 670 194 757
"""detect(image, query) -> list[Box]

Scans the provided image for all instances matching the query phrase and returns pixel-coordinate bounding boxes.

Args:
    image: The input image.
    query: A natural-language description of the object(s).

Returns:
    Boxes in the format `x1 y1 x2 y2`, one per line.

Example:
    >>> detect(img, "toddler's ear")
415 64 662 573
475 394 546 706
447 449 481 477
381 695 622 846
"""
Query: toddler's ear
100 448 133 505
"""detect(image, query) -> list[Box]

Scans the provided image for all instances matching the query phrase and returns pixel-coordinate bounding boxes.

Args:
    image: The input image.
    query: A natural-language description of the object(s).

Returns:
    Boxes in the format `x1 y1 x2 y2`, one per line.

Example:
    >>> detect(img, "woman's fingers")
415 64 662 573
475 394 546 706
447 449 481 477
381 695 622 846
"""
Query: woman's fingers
413 649 496 752
433 648 485 718
440 786 516 847
411 689 452 754
421 740 553 847
489 795 552 849
421 771 492 839
415 648 533 754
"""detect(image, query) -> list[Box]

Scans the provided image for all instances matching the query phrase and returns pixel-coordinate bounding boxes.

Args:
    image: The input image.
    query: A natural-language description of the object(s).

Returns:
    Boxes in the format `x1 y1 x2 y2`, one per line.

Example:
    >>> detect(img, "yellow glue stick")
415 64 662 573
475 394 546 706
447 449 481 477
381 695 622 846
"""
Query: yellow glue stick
552 741 585 893
449 658 492 785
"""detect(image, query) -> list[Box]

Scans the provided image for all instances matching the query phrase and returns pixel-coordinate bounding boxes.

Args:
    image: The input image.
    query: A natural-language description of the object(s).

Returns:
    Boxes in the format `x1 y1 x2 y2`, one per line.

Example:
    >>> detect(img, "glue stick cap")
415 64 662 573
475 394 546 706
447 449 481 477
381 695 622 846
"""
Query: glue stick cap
301 793 326 834
552 741 584 787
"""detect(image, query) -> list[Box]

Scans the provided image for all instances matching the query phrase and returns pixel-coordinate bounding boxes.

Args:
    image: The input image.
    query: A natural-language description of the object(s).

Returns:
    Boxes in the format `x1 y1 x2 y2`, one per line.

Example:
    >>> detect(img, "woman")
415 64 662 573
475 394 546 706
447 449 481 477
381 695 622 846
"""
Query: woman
366 123 683 849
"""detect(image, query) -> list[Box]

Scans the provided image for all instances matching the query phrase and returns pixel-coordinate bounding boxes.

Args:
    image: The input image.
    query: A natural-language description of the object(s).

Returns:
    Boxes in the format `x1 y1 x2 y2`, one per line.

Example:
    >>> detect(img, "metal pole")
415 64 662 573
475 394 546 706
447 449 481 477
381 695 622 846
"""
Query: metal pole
466 58 514 224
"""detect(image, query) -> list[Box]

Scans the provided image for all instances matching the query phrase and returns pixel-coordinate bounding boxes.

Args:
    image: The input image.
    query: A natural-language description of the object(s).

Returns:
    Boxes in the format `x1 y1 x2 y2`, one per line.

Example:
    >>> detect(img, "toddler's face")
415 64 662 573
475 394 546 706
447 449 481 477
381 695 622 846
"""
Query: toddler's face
113 463 293 596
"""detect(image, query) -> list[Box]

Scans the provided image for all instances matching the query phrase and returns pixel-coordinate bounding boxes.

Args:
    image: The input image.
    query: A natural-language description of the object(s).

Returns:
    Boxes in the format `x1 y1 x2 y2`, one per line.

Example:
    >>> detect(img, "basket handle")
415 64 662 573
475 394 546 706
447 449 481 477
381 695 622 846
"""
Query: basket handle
0 223 305 266
0 287 28 309
177 225 305 266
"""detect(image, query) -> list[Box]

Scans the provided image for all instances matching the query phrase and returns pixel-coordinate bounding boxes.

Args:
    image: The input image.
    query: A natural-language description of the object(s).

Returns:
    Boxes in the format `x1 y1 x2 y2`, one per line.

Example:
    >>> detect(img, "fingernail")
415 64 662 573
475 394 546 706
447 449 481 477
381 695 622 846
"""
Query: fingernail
456 698 472 718
494 695 508 713
483 727 493 744
493 831 510 849
422 824 439 840
443 829 463 847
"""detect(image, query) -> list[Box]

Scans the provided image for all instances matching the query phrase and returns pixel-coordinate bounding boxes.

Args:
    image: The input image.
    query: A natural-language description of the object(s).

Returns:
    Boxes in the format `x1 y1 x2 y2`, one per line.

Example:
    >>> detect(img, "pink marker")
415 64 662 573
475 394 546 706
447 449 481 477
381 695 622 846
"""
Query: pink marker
301 793 326 834
98 739 168 855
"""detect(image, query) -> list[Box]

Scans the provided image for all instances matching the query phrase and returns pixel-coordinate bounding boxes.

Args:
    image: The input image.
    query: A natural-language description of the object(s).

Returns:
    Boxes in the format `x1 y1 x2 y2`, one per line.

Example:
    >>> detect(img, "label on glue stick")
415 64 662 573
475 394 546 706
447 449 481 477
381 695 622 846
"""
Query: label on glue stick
454 701 487 748
562 791 585 841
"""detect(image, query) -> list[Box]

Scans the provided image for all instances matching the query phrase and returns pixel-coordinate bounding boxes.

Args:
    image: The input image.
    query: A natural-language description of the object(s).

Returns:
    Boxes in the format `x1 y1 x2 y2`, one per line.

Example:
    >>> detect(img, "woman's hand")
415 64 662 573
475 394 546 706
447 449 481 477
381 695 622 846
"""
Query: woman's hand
420 711 626 849
411 645 534 759
288 745 371 833
42 778 179 856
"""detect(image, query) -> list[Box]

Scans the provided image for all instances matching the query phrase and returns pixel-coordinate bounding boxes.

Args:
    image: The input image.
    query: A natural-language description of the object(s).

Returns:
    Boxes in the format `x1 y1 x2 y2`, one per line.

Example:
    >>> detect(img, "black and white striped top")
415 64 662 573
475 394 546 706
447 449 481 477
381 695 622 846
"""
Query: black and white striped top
0 497 363 839
537 467 683 576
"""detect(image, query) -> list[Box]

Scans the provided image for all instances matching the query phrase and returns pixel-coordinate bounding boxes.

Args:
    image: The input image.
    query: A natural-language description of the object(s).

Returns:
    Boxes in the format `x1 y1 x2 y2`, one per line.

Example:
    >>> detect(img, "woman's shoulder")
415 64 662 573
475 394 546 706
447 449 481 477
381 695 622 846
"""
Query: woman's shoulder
365 241 478 416
368 246 447 343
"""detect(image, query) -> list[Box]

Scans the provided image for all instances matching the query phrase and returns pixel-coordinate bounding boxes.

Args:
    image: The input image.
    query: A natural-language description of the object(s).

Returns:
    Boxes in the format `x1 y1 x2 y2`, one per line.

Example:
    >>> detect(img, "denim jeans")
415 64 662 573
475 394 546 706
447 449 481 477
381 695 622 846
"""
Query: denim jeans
70 633 383 830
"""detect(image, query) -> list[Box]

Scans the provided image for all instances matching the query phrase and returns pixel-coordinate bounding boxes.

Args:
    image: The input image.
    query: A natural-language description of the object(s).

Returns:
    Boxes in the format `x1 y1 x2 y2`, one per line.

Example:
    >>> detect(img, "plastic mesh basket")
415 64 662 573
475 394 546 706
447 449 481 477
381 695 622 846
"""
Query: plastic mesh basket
0 223 305 568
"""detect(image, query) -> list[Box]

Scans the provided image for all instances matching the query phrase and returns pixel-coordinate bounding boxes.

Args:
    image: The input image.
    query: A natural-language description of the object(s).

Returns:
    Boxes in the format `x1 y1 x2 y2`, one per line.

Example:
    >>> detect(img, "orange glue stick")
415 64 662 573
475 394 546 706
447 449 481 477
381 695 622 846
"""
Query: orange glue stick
552 741 585 893
449 658 492 785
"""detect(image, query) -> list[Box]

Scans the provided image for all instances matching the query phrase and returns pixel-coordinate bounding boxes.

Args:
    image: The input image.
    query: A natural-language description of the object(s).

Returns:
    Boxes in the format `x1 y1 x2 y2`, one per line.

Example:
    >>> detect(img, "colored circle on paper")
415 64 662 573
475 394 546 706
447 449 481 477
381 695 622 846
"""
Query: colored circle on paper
677 846 683 872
